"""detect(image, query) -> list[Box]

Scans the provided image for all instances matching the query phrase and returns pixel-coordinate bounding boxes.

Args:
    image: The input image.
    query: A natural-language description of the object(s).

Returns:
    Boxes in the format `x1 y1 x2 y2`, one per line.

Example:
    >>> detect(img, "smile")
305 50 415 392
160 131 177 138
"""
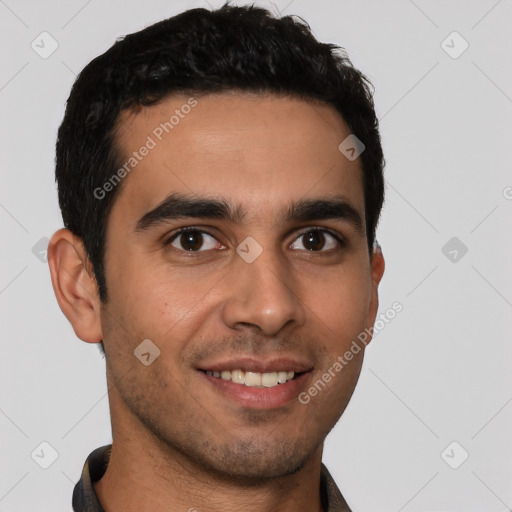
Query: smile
203 369 296 388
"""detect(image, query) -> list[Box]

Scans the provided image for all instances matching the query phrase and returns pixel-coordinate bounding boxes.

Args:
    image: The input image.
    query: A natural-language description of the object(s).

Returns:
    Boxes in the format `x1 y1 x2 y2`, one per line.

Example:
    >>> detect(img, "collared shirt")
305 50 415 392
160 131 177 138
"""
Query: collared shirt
72 444 353 512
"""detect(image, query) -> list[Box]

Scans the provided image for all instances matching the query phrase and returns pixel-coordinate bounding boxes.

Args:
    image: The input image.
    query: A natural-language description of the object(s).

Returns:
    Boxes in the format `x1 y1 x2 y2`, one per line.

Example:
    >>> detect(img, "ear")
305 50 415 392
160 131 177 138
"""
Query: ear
364 242 385 341
47 228 103 343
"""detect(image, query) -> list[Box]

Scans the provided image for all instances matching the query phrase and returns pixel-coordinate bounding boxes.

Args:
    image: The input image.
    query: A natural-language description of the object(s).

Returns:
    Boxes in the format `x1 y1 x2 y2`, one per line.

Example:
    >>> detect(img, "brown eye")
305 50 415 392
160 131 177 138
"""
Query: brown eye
302 231 325 251
290 230 342 252
167 229 219 252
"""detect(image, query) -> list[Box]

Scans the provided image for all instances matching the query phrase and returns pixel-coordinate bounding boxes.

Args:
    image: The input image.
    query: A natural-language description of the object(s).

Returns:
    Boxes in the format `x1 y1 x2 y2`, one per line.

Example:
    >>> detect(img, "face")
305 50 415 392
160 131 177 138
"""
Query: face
99 92 383 480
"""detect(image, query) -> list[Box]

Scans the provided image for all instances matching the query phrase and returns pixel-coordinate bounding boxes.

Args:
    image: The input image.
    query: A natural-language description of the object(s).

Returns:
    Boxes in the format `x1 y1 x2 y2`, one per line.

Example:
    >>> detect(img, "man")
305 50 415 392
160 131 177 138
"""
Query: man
48 3 385 511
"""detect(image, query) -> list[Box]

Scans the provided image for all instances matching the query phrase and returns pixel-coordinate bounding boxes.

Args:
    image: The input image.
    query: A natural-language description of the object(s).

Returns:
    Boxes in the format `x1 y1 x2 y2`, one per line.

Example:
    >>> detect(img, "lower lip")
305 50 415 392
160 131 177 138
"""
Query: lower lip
200 371 311 410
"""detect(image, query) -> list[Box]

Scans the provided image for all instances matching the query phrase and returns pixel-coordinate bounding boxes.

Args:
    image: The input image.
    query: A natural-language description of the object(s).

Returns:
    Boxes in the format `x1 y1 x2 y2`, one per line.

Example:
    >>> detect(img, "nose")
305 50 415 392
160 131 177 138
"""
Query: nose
221 244 306 336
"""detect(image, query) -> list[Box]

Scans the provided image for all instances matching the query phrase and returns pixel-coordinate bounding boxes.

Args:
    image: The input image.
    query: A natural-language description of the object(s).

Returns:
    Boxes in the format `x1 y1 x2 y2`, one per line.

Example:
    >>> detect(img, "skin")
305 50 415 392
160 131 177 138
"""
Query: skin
48 92 385 512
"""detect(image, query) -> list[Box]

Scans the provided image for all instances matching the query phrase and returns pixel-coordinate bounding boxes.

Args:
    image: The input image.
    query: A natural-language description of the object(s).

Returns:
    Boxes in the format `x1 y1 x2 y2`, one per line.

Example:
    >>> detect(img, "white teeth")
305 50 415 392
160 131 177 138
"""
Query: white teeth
205 369 296 387
277 371 288 384
244 372 262 386
231 369 245 385
262 372 278 387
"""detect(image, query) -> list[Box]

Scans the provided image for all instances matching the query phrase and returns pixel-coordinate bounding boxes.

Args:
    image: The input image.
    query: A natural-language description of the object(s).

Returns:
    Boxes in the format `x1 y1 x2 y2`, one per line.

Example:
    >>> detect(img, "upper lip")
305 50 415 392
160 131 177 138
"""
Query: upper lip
197 357 313 374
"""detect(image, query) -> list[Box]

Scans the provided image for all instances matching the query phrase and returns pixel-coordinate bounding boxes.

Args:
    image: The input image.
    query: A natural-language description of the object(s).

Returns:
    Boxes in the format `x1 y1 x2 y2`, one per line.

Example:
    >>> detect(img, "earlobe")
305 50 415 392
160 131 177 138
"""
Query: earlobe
365 243 386 343
47 228 103 344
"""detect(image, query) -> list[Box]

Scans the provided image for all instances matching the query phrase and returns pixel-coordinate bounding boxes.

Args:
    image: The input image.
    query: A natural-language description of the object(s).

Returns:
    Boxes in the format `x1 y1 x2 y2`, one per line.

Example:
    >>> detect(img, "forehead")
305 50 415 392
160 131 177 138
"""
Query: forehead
110 92 365 226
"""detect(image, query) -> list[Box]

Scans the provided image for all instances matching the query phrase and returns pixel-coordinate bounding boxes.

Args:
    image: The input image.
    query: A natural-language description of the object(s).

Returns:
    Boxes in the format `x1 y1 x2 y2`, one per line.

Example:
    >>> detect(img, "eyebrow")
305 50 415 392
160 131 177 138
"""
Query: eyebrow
134 193 364 234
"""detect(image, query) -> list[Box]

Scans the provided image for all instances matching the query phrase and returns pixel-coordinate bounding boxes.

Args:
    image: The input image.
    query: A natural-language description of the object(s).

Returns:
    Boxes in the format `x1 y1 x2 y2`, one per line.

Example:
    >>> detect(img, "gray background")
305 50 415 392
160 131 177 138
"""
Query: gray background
1 0 511 510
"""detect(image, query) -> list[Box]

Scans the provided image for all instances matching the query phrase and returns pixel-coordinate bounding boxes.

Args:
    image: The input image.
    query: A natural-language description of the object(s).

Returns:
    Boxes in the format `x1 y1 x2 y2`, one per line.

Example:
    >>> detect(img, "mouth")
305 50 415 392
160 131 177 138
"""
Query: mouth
202 369 300 388
197 358 313 409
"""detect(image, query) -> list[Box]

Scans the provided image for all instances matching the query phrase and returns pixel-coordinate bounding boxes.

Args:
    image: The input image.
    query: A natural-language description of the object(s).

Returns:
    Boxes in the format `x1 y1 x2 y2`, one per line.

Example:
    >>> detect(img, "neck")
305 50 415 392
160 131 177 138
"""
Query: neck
95 439 324 512
94 394 325 512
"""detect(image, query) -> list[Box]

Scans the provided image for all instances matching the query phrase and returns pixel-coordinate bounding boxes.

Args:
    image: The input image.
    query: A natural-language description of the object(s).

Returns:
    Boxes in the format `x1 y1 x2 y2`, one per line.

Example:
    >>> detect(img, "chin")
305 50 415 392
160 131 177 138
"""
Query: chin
187 436 316 483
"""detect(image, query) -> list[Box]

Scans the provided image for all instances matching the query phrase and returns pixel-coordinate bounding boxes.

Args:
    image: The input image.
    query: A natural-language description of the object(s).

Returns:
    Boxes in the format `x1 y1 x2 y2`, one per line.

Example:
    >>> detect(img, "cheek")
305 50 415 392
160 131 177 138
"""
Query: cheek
305 267 371 337
106 260 217 357
108 250 176 312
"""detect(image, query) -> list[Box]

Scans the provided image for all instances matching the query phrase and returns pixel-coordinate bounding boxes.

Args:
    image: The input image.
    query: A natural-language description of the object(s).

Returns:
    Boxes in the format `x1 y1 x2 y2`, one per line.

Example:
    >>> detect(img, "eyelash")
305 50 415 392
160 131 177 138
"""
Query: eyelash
164 226 346 255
